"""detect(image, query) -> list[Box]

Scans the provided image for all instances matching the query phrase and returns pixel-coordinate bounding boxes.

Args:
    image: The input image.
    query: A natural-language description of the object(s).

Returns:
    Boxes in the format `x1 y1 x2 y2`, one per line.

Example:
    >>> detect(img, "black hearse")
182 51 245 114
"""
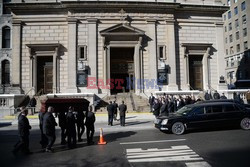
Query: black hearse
154 101 250 135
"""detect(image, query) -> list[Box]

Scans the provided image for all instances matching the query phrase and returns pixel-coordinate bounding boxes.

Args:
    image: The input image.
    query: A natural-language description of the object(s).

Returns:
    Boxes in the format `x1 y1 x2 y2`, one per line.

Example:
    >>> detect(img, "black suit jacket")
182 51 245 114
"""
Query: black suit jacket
118 104 127 117
18 114 31 137
85 111 95 126
43 112 57 136
107 104 114 115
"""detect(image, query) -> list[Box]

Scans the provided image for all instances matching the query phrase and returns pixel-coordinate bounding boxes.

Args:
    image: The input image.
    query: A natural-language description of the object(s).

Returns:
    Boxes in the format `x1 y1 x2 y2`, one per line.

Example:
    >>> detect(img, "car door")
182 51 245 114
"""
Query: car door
187 106 208 129
222 104 244 126
205 105 224 128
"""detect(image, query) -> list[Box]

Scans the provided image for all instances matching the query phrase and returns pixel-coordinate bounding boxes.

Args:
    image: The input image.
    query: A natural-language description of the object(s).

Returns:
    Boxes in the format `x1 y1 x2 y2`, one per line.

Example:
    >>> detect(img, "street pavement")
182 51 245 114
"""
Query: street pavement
0 112 250 167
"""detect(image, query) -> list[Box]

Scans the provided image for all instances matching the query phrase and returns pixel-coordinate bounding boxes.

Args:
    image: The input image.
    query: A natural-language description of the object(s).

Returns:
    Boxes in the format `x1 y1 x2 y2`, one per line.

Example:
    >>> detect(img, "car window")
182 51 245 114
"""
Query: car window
176 106 193 115
212 106 223 113
193 107 205 115
205 106 212 114
224 104 236 112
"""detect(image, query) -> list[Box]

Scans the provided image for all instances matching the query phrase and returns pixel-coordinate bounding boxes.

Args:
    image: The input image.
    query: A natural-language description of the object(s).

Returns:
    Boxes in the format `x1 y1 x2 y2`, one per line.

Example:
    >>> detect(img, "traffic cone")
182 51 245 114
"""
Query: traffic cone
98 128 107 145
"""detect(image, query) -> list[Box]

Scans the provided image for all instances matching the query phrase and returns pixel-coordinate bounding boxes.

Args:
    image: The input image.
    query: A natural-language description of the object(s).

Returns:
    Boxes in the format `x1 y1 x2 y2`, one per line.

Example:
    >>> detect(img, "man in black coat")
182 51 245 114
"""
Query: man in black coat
118 101 127 126
76 110 85 142
57 110 67 145
107 101 114 126
66 106 77 148
13 108 32 154
113 100 118 121
85 105 96 145
148 93 155 112
153 99 161 117
43 106 57 152
38 109 48 148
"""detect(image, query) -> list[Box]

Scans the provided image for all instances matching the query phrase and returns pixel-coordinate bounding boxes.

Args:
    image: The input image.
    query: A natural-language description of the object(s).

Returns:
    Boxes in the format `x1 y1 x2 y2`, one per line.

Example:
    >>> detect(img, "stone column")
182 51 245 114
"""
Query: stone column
67 18 78 93
203 47 210 90
215 22 227 90
87 18 98 94
106 46 111 95
134 40 141 94
11 20 22 94
53 47 59 93
183 46 190 90
28 48 36 95
166 18 178 91
146 19 157 92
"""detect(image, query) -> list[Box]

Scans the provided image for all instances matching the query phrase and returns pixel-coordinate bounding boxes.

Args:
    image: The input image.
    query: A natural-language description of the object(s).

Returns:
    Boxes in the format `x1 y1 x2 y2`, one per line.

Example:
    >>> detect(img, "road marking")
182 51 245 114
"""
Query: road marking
185 162 212 167
120 139 186 145
126 145 210 166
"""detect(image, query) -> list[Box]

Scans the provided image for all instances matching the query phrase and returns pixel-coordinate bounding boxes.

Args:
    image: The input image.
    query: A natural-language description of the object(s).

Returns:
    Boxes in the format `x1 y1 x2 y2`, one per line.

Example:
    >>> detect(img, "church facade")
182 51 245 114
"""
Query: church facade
4 0 228 99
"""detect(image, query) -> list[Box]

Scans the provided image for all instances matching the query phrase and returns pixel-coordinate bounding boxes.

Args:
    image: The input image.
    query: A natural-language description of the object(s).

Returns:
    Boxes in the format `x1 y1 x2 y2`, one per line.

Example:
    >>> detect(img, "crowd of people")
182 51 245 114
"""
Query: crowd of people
106 100 127 127
13 105 95 155
148 90 249 118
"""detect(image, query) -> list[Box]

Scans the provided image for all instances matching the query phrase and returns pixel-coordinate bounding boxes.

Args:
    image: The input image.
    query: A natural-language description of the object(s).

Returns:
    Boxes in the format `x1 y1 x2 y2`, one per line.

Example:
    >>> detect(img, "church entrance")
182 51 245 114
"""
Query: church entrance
189 55 203 90
110 47 134 94
37 56 53 94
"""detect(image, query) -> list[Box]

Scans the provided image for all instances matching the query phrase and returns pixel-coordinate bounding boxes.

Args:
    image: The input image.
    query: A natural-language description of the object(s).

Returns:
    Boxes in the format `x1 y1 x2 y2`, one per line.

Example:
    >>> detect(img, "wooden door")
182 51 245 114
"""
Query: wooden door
44 65 53 94
189 56 203 90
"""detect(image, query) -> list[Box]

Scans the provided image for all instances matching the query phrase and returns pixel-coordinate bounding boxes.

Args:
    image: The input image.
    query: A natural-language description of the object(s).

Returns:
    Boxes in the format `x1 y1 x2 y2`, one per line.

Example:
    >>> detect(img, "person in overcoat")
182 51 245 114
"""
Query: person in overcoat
66 106 77 148
107 101 114 126
118 101 127 126
13 108 32 154
43 106 57 152
85 105 96 145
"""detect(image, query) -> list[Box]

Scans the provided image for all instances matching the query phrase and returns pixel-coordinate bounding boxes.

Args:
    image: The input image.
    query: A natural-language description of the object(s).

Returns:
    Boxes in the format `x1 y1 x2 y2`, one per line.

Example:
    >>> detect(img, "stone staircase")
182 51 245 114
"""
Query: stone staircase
96 93 150 112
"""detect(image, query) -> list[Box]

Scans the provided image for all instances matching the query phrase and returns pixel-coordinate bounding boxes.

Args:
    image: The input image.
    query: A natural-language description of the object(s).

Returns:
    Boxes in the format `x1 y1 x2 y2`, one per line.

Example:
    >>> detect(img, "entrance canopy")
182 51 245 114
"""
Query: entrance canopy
100 23 145 42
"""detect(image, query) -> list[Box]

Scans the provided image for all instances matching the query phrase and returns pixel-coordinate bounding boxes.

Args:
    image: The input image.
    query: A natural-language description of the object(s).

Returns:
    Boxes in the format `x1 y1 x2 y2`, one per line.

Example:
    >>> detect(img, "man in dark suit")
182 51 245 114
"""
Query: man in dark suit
66 106 77 148
113 100 118 121
43 106 57 152
148 93 155 112
153 99 161 117
76 110 85 142
13 108 32 154
38 109 48 148
107 101 114 126
57 110 67 145
118 101 127 126
85 105 95 145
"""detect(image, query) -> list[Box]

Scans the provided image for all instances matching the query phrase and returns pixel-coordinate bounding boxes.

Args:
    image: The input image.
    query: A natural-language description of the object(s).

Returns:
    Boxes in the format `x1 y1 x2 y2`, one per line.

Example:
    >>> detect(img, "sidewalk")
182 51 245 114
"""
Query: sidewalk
0 112 155 126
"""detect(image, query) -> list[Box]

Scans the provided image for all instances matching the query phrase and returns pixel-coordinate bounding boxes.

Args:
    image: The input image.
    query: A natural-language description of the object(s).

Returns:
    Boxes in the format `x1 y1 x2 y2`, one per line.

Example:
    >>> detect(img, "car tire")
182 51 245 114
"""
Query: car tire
171 122 185 135
240 117 250 130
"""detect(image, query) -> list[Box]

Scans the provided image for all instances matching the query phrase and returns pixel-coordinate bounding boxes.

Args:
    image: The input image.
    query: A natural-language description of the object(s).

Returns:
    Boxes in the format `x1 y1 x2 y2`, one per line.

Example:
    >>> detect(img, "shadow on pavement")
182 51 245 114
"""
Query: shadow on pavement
103 131 136 143
0 122 12 128
125 121 151 126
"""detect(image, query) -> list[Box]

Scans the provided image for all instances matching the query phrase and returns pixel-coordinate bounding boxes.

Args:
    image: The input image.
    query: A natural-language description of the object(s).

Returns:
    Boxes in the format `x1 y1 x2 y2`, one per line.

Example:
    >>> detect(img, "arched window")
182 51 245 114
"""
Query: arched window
2 26 10 48
1 60 10 85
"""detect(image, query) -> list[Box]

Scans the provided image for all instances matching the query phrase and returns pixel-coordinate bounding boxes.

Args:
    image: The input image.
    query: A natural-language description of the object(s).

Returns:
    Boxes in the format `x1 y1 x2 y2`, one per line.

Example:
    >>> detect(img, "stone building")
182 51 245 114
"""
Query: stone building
1 0 230 111
222 0 250 89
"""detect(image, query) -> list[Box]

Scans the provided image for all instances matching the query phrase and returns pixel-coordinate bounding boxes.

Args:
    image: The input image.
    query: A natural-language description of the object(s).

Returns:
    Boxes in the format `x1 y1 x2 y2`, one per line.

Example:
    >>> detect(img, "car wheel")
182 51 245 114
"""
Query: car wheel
171 122 185 135
240 118 250 130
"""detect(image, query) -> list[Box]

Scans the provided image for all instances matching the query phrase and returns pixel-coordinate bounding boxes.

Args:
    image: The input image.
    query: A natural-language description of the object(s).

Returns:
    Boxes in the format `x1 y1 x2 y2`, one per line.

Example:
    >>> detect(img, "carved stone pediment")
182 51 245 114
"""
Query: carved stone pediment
100 23 144 36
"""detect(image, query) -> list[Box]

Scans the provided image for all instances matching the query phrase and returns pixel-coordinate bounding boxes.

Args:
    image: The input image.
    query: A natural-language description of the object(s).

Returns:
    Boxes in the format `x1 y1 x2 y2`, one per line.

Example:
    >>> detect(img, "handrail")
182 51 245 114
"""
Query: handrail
35 88 44 96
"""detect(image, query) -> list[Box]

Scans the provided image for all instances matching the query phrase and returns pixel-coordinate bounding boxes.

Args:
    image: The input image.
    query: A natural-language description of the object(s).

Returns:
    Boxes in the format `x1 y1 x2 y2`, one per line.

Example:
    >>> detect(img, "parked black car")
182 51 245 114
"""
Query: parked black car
154 101 250 135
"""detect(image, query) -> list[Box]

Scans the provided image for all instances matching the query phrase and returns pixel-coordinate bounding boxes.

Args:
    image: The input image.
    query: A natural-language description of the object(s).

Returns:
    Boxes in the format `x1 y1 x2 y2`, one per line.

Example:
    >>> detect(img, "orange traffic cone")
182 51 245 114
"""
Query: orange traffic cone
98 128 107 145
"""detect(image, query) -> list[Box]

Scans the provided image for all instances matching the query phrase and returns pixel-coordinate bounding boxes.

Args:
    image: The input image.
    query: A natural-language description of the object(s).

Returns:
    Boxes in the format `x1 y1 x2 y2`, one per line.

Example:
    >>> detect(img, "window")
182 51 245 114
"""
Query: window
212 106 223 113
224 14 226 21
225 37 228 43
234 0 238 3
230 46 234 54
238 70 243 79
2 26 10 48
244 41 248 50
225 26 227 32
226 60 229 67
235 19 239 29
226 49 228 55
236 31 239 40
242 15 246 24
243 28 247 37
241 1 246 11
224 104 236 112
228 23 232 31
227 0 231 6
78 45 87 60
237 44 240 52
194 107 205 115
234 6 238 15
1 60 10 85
158 45 166 60
229 34 233 43
228 11 231 19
